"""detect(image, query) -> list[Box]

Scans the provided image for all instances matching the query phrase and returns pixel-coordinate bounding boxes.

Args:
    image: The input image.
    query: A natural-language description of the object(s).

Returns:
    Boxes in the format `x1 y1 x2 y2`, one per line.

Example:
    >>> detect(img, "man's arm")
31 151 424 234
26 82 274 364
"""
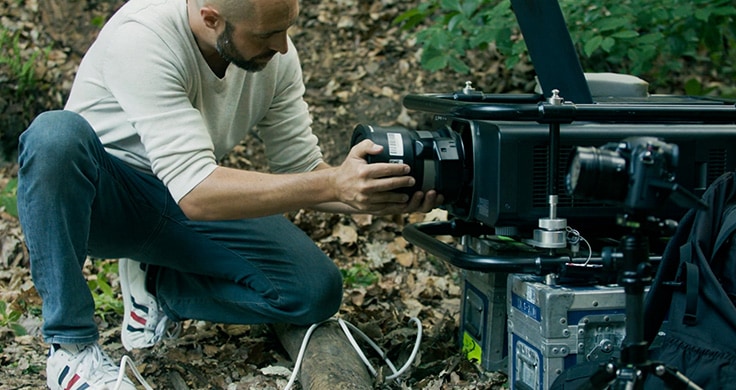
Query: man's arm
178 140 426 220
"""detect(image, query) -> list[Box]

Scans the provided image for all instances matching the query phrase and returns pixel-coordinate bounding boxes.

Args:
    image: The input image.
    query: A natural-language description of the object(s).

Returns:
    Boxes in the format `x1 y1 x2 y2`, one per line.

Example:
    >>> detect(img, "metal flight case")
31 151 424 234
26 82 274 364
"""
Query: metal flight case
507 273 633 390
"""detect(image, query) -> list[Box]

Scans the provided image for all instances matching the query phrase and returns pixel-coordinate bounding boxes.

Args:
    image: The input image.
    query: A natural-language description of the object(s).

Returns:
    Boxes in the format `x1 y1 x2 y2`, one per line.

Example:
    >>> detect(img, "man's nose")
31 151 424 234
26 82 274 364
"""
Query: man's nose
269 31 289 54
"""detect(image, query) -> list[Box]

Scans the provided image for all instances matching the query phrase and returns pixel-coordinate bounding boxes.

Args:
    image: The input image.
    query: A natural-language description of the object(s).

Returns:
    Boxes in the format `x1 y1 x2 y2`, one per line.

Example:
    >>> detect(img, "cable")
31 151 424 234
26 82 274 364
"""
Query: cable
283 317 423 390
566 226 593 264
116 355 154 390
283 321 326 390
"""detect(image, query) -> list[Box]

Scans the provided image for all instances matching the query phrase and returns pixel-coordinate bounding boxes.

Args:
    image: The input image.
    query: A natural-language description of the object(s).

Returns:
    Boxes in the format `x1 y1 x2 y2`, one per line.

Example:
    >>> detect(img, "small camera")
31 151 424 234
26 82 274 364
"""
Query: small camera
566 136 679 213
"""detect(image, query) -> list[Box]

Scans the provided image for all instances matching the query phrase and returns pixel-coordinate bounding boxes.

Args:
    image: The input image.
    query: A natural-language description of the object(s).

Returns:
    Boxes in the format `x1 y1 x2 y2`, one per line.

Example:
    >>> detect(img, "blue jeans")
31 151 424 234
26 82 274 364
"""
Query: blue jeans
17 110 343 345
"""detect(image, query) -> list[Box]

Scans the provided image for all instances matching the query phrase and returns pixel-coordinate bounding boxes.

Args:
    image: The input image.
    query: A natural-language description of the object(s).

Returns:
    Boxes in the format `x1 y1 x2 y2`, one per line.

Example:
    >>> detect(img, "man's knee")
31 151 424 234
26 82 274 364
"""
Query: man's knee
20 110 96 158
282 266 343 325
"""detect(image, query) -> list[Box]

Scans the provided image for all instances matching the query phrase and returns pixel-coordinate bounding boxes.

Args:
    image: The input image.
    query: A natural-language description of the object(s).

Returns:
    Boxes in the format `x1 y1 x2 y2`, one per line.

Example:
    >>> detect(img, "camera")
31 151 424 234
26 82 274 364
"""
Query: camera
565 137 679 213
351 102 736 236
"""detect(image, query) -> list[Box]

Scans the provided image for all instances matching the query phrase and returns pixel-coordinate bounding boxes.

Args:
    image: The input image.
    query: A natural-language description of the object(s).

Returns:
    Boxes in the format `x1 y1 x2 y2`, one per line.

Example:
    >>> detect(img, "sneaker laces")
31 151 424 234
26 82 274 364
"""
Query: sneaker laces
67 344 154 390
150 315 182 345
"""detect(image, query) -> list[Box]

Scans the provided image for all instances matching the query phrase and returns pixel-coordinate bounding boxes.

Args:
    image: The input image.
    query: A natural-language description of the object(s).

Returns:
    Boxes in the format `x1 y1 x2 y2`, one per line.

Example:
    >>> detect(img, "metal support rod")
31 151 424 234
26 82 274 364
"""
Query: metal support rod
402 94 736 124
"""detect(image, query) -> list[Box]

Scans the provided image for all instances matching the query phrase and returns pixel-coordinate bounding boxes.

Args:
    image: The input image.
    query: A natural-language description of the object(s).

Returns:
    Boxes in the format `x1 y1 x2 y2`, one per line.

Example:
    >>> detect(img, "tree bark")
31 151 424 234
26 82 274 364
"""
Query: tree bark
273 321 374 390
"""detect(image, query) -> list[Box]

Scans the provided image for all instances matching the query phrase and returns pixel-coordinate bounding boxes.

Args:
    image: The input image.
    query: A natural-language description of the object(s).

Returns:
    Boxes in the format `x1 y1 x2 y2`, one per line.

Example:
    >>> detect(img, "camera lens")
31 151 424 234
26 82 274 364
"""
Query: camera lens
566 146 628 202
350 124 466 202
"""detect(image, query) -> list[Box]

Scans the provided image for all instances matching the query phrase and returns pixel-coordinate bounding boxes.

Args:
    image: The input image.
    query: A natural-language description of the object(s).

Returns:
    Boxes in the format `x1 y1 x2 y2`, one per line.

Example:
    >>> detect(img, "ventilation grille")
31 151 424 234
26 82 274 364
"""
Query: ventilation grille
531 144 608 208
708 148 728 184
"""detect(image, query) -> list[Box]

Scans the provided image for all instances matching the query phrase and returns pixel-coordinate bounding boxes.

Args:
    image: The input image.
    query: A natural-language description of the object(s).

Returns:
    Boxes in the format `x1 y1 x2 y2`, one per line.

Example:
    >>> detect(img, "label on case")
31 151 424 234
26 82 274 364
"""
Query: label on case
462 331 483 364
511 292 541 322
512 334 542 390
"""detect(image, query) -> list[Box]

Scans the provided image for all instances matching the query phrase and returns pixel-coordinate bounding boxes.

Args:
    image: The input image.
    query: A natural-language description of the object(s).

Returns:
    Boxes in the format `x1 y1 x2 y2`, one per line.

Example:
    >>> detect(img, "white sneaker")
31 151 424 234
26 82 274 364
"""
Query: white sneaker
46 343 136 390
119 258 179 351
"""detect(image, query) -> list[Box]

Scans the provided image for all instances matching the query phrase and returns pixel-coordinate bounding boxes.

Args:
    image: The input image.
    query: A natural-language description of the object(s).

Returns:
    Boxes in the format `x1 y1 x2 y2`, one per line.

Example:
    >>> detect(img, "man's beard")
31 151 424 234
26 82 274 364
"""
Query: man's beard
216 22 276 72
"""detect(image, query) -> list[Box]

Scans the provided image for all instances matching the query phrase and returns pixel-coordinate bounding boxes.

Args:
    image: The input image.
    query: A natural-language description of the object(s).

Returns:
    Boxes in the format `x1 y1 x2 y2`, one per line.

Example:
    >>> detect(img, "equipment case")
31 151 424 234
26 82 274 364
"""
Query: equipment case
459 269 509 372
506 273 631 390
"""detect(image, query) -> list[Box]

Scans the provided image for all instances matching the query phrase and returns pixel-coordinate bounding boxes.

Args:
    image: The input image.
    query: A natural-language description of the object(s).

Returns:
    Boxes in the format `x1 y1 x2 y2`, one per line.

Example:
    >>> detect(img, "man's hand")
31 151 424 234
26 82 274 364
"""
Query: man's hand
331 140 444 214
398 189 445 215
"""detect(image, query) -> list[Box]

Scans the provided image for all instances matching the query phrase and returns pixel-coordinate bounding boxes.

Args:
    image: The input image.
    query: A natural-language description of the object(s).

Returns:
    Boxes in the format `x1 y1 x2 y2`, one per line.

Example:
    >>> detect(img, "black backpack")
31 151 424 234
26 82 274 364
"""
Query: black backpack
643 171 736 389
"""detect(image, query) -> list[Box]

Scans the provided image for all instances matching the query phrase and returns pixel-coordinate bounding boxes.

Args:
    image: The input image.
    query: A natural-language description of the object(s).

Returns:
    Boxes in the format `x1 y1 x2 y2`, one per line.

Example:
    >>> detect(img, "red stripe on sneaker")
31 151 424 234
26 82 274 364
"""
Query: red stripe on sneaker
131 311 147 325
65 373 80 390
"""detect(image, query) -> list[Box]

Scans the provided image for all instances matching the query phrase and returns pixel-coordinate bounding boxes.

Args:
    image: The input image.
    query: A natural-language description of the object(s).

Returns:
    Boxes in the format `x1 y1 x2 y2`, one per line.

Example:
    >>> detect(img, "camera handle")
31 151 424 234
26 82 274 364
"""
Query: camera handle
578 216 703 390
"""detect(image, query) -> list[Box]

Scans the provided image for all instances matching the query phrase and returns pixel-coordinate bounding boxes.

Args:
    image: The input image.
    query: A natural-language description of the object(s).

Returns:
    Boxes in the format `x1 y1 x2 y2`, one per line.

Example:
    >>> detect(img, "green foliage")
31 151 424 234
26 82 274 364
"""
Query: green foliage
0 178 18 218
396 0 736 94
87 261 124 319
0 30 46 97
0 27 52 160
341 263 380 287
0 300 27 336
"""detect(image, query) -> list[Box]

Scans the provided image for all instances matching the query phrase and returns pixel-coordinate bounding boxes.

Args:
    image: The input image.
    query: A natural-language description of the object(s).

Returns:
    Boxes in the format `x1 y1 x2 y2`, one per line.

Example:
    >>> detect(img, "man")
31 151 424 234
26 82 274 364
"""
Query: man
17 0 441 388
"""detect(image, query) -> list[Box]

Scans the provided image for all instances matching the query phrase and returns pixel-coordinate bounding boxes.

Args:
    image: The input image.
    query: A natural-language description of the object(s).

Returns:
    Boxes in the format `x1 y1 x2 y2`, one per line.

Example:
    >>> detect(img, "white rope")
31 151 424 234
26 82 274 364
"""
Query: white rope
115 355 154 390
283 317 423 390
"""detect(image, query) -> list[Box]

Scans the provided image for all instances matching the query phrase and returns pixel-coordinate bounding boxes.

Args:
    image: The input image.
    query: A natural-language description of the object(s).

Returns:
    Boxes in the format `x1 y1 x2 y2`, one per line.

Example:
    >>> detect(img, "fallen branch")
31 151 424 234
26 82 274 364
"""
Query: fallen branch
273 321 374 390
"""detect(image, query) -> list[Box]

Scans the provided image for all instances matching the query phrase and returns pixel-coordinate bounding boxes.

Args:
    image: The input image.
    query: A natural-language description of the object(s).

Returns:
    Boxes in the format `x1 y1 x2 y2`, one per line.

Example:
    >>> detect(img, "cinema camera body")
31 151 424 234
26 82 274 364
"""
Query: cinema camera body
351 90 736 248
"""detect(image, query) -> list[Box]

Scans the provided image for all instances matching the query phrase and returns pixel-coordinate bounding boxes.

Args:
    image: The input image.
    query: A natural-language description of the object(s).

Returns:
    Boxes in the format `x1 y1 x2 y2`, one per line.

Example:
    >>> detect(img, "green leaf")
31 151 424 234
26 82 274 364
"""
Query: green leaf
713 6 736 16
393 9 426 29
611 30 639 39
595 17 630 32
461 0 481 17
448 55 471 73
0 178 18 218
583 35 603 57
684 78 703 95
601 37 616 53
637 32 663 44
440 0 461 12
693 10 709 22
11 323 27 336
423 54 449 71
447 13 465 32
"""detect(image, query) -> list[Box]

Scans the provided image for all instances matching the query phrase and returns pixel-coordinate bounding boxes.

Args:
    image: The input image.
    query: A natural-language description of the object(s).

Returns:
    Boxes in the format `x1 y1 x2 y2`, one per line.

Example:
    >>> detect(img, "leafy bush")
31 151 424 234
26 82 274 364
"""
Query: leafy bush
396 0 736 95
0 28 51 160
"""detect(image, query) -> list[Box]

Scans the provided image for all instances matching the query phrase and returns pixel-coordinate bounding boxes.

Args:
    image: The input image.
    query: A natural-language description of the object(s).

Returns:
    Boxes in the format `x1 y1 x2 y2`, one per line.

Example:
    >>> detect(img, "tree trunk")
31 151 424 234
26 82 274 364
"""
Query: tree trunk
273 321 374 390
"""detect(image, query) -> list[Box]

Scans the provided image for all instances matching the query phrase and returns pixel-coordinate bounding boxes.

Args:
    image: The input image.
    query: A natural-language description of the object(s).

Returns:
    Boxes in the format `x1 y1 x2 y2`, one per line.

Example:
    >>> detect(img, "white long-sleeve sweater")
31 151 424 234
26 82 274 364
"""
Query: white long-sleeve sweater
65 0 323 203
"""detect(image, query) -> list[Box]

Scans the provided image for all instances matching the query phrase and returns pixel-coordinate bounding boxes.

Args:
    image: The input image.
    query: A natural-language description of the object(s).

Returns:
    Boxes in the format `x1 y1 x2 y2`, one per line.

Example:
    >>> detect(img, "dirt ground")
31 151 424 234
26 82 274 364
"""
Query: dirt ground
0 0 535 388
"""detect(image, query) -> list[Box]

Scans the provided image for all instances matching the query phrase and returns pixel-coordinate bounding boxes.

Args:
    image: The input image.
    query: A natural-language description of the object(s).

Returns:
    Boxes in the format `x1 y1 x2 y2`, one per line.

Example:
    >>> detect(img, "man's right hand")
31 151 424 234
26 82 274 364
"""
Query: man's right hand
330 139 418 213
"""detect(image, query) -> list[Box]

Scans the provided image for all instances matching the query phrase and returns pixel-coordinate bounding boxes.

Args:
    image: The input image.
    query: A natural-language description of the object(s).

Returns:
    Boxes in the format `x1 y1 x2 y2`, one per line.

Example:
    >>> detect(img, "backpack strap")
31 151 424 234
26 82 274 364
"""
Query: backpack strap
683 259 699 325
644 208 696 343
673 242 699 325
679 204 736 326
713 205 736 257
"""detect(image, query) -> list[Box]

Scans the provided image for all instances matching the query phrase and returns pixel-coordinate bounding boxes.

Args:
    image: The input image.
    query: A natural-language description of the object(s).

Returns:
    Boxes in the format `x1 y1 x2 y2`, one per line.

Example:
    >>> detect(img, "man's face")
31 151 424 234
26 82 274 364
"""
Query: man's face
215 0 299 72
216 21 275 72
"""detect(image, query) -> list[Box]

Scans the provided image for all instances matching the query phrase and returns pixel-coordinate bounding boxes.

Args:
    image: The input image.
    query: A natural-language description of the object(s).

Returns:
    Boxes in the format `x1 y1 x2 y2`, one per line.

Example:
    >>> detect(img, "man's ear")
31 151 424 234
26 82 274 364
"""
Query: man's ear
200 6 223 30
